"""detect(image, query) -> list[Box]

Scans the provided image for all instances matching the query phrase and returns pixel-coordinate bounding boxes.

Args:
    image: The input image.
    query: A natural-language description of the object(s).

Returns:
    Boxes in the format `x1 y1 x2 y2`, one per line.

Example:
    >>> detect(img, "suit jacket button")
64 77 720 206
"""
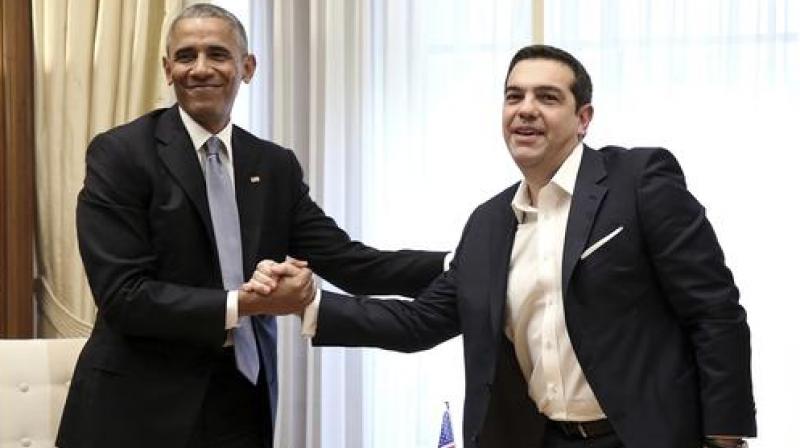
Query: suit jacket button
21 438 32 447
18 382 29 392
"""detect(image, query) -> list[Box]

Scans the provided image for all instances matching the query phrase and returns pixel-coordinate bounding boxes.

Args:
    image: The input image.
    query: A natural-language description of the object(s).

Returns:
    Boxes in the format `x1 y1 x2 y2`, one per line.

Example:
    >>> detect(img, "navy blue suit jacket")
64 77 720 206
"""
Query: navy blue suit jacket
57 105 445 448
315 146 756 448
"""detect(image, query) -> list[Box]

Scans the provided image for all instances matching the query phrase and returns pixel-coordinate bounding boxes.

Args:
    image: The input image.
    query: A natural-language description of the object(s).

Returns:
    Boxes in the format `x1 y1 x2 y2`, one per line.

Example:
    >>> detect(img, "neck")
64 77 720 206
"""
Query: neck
521 140 581 205
192 111 230 135
520 161 565 205
200 119 228 135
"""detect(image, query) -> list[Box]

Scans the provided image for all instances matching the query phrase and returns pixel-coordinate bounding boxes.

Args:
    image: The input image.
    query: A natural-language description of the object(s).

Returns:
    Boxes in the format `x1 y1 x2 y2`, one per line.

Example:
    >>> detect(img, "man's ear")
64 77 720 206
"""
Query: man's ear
162 56 173 85
577 103 594 137
242 54 256 84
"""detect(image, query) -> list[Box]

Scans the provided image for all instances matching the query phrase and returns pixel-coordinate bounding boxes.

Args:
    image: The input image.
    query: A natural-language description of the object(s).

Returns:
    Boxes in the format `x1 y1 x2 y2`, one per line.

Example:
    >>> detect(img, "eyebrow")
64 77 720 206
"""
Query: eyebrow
504 84 565 96
205 45 233 54
172 44 233 57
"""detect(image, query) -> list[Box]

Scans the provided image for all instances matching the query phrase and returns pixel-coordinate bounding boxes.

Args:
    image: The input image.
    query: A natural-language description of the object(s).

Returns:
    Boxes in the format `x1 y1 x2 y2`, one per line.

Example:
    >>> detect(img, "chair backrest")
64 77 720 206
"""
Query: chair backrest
0 338 86 448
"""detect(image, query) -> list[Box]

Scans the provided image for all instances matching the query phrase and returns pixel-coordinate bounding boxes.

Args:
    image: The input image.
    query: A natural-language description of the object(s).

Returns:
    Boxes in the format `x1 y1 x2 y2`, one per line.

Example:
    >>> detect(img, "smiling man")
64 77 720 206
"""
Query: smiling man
56 4 446 448
163 12 254 134
294 45 757 448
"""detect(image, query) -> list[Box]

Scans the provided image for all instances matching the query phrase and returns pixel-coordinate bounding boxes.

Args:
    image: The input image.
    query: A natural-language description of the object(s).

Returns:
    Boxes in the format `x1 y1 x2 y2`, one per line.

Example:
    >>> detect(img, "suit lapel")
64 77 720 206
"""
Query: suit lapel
155 107 215 244
232 127 265 272
488 186 519 338
562 147 608 289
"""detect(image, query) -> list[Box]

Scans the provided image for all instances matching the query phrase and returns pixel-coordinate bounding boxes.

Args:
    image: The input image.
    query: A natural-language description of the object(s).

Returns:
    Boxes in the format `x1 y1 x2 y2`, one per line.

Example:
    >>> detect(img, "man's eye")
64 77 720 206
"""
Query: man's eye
209 50 230 61
174 53 194 62
538 94 559 104
505 93 522 102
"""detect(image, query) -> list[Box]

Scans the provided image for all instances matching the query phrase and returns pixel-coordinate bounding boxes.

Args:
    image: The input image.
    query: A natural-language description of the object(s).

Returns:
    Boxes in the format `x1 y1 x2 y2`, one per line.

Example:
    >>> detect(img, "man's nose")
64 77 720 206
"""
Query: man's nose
190 54 213 77
517 94 538 119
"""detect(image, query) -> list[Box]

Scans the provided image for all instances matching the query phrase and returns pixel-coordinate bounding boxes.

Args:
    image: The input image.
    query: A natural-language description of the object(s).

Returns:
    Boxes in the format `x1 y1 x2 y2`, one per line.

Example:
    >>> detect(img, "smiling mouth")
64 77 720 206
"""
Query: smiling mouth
513 127 545 137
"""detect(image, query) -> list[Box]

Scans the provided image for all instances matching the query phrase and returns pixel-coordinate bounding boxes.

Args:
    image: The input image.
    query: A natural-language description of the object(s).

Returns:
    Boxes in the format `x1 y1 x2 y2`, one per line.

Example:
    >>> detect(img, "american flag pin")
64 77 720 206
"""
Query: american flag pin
250 176 260 183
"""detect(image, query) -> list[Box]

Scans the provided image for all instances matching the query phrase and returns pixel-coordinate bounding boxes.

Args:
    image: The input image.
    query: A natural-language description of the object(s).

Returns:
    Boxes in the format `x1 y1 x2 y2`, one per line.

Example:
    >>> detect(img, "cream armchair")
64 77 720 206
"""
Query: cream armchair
0 338 86 448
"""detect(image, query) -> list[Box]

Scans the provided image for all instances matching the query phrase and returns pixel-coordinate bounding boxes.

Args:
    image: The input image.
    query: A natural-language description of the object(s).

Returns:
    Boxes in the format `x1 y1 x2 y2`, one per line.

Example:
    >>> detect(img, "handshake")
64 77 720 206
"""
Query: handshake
237 258 316 316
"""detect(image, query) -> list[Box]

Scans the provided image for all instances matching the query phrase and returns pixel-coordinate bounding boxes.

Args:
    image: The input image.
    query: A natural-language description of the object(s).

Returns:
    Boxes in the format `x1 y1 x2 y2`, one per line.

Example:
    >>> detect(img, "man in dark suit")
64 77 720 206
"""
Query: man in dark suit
285 45 756 448
56 4 445 448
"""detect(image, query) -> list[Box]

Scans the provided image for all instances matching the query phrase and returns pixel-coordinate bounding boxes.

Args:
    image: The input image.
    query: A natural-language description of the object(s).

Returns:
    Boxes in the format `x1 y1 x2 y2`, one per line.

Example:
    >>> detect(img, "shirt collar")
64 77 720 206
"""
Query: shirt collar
510 142 584 223
178 106 234 159
551 141 584 196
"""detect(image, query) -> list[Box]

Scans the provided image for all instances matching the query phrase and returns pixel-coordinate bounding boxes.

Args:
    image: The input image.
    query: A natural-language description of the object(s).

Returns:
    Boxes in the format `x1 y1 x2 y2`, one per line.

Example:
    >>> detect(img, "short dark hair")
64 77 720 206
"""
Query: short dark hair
505 45 592 110
166 3 248 55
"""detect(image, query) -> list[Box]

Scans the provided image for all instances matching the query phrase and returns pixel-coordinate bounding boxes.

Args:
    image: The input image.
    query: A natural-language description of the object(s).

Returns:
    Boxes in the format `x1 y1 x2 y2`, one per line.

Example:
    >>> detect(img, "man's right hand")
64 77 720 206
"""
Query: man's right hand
238 259 315 316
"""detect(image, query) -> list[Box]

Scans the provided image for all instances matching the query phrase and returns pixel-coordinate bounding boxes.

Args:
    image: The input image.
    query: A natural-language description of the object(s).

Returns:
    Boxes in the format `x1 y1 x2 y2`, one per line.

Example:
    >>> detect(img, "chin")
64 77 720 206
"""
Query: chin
510 147 547 166
510 145 544 159
184 104 220 119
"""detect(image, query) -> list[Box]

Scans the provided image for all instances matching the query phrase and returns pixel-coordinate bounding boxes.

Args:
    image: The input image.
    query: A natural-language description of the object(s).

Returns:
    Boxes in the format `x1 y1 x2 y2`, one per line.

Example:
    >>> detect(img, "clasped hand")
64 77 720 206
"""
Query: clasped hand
237 258 315 316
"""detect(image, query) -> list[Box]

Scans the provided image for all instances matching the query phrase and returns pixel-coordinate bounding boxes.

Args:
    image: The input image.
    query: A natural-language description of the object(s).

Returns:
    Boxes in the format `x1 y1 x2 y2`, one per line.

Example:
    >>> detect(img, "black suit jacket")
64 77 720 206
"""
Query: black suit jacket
314 146 756 448
57 106 445 448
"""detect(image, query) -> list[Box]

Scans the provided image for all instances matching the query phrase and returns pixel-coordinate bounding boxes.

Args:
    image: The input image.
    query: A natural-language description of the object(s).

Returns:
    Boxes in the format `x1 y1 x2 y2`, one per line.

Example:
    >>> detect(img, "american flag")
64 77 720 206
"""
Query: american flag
438 402 456 448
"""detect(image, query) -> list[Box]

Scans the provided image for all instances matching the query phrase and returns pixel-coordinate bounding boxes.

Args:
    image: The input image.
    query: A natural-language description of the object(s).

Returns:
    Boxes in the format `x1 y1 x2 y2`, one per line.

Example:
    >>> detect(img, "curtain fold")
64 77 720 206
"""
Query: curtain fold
33 0 184 337
269 1 318 446
267 1 371 446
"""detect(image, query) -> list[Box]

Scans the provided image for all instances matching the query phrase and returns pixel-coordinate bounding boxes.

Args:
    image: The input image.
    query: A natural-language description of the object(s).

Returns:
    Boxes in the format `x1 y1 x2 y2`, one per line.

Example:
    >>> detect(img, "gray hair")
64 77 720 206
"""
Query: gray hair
165 3 248 54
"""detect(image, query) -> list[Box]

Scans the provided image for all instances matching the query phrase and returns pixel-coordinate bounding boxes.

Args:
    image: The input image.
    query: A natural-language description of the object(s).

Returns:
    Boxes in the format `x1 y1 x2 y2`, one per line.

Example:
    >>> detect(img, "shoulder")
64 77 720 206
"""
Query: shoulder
592 145 684 180
595 145 677 166
232 125 286 152
83 109 174 169
95 108 169 144
85 109 176 168
474 183 518 215
232 125 299 165
462 183 518 230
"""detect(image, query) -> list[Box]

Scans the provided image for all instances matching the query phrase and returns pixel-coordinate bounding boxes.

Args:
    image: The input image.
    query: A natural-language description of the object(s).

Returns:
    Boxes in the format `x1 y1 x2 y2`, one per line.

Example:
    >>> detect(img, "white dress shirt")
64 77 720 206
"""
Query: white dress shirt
505 142 605 422
177 107 240 335
302 142 602 420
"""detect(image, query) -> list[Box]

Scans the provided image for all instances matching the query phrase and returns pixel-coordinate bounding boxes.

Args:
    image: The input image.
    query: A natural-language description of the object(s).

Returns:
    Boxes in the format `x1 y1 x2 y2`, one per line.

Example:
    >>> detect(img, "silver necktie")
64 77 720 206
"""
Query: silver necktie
204 136 259 384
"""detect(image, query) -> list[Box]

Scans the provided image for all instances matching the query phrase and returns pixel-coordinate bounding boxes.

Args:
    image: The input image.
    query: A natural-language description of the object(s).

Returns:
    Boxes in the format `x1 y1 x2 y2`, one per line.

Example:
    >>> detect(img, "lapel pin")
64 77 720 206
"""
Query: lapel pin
250 176 261 183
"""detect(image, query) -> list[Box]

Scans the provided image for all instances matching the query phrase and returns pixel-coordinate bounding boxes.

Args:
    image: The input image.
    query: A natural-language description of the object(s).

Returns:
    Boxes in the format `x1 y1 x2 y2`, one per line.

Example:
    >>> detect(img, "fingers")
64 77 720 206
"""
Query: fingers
255 258 309 278
243 275 275 296
247 260 279 295
256 259 279 276
269 261 302 277
285 256 308 268
246 258 315 316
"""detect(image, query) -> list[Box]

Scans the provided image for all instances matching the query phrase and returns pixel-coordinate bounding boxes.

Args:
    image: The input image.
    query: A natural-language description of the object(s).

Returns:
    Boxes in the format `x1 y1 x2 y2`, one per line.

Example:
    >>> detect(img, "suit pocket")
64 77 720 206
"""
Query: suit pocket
580 225 624 263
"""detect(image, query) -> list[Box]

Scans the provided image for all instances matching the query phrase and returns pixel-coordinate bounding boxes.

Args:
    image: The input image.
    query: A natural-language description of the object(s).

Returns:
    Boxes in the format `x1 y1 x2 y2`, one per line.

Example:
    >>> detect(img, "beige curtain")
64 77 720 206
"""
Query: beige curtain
33 0 186 337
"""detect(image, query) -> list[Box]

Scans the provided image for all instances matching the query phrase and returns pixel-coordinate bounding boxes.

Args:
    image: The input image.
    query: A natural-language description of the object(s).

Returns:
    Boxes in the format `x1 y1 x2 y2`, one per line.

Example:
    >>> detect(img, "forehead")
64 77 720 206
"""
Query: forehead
169 17 241 53
506 58 576 91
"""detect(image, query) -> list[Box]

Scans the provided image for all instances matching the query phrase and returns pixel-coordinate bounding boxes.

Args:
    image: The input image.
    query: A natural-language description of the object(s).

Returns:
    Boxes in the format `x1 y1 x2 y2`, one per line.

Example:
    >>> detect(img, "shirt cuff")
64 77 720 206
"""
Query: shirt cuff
443 252 454 270
225 290 240 330
300 288 322 338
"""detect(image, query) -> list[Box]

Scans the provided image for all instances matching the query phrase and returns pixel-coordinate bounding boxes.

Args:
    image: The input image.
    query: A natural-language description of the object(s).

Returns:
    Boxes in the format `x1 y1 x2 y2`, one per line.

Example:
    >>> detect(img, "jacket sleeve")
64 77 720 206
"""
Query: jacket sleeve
77 132 227 347
311 210 480 352
313 271 460 352
284 150 446 297
636 148 756 436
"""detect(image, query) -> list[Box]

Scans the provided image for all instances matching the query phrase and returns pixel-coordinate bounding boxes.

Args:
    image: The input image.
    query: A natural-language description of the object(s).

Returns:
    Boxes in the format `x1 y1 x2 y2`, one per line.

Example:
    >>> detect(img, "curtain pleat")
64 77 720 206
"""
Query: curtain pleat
33 0 185 337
